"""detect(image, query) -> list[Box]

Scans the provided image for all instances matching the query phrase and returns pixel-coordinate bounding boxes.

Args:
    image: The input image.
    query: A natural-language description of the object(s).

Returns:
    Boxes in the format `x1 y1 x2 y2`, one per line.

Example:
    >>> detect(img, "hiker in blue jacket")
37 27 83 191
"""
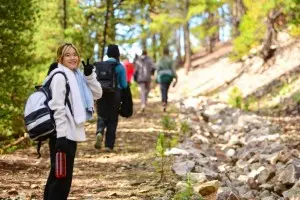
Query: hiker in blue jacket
94 44 127 152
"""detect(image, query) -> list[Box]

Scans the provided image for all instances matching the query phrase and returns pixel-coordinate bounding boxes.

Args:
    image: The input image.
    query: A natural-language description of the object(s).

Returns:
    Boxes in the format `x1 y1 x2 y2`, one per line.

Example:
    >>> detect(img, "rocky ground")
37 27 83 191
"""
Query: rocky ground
167 97 300 199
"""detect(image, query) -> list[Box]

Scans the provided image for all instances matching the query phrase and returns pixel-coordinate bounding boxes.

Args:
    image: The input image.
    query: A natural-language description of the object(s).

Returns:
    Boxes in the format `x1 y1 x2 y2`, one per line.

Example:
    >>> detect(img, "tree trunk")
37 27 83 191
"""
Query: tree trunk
141 35 147 51
152 34 157 62
140 24 147 50
96 32 102 60
176 28 181 60
159 33 164 57
175 28 182 69
261 10 281 61
101 0 110 61
208 12 214 53
183 0 191 74
63 0 67 30
232 0 246 37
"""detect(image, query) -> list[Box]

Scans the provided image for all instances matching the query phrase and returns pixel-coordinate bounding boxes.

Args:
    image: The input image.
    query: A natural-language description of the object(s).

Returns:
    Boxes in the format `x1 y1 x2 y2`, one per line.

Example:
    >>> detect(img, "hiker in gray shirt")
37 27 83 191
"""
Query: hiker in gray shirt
134 50 156 112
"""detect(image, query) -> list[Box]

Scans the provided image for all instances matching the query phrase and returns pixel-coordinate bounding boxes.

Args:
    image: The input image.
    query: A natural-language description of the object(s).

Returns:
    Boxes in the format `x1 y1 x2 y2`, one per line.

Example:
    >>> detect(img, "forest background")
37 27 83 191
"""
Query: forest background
0 0 299 145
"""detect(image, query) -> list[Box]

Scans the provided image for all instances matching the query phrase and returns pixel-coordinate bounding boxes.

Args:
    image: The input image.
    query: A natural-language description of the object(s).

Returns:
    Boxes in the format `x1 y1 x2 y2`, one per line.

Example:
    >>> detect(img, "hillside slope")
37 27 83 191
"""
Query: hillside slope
169 35 300 110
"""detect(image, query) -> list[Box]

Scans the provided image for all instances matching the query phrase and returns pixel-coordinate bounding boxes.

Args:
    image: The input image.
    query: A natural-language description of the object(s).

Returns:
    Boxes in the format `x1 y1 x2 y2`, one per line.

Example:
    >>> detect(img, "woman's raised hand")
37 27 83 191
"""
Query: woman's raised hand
82 58 93 76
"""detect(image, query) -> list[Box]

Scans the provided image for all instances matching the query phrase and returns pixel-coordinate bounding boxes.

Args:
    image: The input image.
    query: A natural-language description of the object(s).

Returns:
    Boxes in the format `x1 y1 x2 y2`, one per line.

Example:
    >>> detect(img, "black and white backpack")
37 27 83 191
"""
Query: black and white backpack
24 71 72 156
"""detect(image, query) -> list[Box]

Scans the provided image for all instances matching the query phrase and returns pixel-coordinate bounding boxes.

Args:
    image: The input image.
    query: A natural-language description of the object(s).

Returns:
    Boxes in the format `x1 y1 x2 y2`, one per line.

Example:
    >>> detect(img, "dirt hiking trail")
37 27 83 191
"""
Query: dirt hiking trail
0 100 179 200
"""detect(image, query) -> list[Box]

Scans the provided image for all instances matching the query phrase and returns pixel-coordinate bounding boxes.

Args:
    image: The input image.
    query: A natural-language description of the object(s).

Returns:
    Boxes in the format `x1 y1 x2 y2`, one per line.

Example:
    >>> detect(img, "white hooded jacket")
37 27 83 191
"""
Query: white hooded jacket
47 65 102 142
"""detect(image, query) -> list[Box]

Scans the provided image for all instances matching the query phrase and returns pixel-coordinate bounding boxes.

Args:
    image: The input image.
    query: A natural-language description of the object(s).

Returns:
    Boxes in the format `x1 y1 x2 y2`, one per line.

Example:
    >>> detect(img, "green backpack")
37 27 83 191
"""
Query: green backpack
156 57 175 83
157 69 174 83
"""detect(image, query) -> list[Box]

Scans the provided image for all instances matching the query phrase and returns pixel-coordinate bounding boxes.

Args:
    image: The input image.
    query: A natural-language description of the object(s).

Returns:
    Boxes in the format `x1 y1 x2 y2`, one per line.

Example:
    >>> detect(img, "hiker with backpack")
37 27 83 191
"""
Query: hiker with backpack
134 50 156 112
156 47 178 112
94 44 127 152
42 43 102 200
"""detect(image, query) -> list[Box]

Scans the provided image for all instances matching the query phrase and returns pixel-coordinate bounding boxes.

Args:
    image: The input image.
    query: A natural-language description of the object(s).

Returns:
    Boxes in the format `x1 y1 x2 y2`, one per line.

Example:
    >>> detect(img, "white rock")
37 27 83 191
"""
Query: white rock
191 134 209 144
237 175 249 182
189 172 207 183
165 148 189 156
247 134 280 143
175 181 188 192
248 166 265 178
226 148 236 157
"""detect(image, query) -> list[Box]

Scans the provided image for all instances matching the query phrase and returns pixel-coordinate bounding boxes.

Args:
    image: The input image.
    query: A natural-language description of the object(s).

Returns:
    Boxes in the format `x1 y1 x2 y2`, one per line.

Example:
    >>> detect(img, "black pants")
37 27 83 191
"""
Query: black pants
160 82 171 104
96 117 118 149
44 136 77 200
96 90 120 149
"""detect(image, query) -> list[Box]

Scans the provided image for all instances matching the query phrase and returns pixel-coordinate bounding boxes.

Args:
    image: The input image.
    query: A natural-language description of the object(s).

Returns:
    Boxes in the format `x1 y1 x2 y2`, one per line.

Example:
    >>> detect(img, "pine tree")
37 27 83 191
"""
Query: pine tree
0 0 37 138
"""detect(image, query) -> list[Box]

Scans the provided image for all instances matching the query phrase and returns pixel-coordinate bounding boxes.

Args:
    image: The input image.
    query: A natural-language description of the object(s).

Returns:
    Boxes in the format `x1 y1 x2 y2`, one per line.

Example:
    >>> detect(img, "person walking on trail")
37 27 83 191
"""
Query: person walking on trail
122 58 135 84
94 44 127 152
156 47 178 112
44 43 102 200
134 50 156 112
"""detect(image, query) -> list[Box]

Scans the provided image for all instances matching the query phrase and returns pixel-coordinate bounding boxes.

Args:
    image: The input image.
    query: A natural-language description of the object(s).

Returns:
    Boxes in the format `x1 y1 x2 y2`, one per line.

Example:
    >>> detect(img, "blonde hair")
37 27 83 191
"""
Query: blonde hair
56 43 80 66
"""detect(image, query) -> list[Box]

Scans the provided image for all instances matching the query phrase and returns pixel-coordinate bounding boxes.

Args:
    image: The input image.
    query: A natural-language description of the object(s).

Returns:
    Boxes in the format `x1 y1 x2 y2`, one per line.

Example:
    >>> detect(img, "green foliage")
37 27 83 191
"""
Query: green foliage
130 82 139 99
228 87 258 111
161 115 177 131
232 0 300 60
33 0 63 64
283 0 300 36
232 0 270 60
64 0 98 59
190 0 223 50
187 0 207 20
289 24 300 37
169 135 179 149
155 133 167 182
180 121 192 135
174 173 204 200
228 86 243 109
292 92 300 103
279 82 292 96
0 0 38 138
243 96 257 111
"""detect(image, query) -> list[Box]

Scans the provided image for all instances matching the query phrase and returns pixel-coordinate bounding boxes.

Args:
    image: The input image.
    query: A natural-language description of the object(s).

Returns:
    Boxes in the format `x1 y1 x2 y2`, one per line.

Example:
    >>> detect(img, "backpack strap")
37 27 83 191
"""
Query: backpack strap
44 71 73 116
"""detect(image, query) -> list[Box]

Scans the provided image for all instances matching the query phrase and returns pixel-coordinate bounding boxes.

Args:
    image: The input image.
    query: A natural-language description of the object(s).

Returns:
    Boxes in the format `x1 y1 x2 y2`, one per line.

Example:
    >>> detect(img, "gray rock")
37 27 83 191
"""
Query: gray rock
259 183 274 190
172 160 195 176
273 182 287 194
257 168 276 184
240 191 255 199
261 197 276 200
282 179 300 199
189 172 207 183
175 181 188 192
194 166 219 179
216 191 240 200
259 190 271 198
278 160 300 185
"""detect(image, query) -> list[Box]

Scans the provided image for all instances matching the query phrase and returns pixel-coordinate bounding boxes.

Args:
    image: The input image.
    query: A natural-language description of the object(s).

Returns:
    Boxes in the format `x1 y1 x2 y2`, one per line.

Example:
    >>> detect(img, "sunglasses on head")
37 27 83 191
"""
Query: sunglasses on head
64 43 73 46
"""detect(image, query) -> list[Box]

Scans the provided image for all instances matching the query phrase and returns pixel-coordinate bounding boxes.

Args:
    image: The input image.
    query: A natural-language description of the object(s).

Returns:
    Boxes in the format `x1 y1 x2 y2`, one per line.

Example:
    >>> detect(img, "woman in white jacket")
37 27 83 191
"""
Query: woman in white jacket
44 43 102 200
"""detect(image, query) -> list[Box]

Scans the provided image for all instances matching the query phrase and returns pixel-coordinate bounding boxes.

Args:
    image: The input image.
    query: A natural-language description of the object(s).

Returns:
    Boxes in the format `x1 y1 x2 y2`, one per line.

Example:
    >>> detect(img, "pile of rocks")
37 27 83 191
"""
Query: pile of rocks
168 97 300 199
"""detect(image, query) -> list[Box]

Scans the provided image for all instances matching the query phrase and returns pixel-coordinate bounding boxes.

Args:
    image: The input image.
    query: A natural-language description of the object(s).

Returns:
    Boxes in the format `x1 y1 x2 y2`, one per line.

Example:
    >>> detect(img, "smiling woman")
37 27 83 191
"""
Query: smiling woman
57 43 81 70
43 43 102 200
